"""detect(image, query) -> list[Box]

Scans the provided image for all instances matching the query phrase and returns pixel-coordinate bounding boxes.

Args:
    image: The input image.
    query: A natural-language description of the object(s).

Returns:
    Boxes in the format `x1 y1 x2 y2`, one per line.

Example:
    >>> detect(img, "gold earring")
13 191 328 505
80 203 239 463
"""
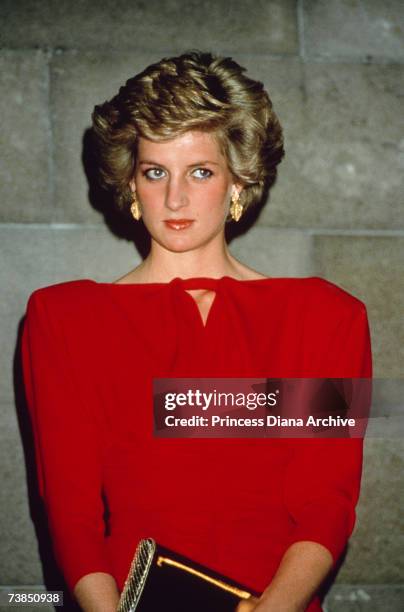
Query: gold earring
130 192 142 221
230 192 243 222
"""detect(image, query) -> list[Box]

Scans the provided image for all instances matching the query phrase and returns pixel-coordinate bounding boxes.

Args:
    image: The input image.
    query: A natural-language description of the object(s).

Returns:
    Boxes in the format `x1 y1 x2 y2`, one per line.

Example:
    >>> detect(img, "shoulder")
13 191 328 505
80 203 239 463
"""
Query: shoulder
241 275 367 321
253 275 366 314
299 276 368 318
295 278 370 356
26 279 96 320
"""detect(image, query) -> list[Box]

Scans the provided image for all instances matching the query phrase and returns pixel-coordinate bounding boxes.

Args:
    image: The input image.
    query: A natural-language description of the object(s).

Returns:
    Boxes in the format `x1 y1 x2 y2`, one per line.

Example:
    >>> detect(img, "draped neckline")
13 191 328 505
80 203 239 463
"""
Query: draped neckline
85 276 273 331
87 275 273 289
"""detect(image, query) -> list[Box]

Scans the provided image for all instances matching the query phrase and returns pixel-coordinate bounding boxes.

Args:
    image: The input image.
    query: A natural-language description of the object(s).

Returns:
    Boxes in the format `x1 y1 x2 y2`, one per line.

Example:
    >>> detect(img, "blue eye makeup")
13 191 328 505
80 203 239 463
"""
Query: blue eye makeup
143 168 166 180
141 167 214 181
191 168 213 179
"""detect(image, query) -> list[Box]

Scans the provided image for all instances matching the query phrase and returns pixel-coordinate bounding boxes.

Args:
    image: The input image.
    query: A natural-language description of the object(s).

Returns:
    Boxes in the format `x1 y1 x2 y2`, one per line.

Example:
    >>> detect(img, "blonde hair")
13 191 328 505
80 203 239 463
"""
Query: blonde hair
92 51 285 220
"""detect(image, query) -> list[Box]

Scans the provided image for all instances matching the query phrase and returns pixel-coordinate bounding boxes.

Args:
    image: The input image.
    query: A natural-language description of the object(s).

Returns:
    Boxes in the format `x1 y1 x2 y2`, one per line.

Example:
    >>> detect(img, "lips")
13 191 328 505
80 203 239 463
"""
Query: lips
164 219 194 230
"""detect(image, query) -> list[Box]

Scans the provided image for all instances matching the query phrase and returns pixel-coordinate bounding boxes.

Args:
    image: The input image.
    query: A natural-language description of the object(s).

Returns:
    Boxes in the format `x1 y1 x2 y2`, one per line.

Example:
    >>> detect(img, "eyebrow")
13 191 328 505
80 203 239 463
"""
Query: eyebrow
138 160 221 167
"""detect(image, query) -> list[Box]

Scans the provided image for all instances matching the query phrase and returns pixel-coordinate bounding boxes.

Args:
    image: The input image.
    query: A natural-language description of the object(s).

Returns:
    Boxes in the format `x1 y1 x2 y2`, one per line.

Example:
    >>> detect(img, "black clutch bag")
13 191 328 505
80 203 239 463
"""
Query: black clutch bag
117 538 261 612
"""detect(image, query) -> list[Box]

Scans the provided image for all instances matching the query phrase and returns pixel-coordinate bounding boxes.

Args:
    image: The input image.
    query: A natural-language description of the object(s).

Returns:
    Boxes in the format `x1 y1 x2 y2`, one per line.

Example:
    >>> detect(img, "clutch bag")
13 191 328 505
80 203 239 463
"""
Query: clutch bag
117 537 260 612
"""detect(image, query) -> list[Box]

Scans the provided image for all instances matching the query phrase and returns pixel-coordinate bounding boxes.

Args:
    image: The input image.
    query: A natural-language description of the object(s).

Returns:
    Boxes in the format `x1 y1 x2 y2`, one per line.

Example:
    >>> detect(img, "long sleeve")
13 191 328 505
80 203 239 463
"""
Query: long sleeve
21 288 113 594
283 300 373 566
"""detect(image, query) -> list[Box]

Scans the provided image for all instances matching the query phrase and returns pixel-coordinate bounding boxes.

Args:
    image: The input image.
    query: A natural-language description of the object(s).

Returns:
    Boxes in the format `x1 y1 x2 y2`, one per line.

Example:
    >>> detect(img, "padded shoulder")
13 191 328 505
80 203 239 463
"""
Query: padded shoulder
303 276 367 317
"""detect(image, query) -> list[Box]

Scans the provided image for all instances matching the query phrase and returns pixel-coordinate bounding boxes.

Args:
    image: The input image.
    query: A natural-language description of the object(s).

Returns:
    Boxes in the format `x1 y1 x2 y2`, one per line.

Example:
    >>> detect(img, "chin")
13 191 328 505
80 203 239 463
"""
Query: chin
164 241 201 253
149 222 223 252
156 233 213 253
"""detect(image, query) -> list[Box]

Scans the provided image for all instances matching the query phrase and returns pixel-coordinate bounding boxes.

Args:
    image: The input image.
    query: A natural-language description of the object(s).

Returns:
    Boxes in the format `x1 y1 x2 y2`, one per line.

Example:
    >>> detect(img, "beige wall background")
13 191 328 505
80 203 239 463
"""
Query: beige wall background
1 1 403 610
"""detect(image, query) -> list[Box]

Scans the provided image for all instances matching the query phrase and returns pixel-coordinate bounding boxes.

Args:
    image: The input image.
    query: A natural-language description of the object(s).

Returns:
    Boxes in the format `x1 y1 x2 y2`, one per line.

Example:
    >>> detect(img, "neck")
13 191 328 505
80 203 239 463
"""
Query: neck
135 236 243 283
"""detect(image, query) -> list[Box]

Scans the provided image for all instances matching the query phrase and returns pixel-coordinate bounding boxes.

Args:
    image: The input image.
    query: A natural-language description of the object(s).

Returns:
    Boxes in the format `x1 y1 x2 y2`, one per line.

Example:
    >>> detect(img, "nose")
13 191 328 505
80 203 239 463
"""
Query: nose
164 176 189 211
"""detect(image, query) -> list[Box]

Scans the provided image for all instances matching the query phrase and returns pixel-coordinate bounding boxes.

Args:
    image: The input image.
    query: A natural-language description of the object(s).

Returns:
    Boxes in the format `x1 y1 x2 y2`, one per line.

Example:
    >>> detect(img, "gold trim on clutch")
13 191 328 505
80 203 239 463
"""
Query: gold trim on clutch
156 556 252 599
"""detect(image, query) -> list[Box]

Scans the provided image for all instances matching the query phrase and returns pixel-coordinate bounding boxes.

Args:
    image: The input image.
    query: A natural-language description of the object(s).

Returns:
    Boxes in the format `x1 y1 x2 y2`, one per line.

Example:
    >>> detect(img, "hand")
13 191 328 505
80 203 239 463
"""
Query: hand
235 595 260 611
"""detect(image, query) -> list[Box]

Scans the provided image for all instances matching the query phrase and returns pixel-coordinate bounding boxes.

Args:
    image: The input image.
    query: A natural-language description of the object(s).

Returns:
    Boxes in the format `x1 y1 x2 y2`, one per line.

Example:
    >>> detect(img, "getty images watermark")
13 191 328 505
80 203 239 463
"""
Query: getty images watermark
153 378 403 438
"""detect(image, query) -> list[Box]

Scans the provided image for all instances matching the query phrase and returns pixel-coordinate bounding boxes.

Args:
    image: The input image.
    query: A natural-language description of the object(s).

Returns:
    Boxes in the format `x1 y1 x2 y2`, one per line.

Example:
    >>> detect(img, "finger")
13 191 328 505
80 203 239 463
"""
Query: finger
235 597 259 612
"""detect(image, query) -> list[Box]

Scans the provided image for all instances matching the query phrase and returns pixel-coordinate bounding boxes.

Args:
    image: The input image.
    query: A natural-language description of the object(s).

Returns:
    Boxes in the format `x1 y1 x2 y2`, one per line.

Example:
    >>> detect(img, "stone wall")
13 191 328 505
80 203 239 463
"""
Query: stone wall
1 1 403 610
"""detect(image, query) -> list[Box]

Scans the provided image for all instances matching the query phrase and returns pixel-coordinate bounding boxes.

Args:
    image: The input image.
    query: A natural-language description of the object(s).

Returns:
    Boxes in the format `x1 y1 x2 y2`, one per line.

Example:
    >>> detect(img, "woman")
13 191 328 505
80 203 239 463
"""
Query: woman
22 51 372 611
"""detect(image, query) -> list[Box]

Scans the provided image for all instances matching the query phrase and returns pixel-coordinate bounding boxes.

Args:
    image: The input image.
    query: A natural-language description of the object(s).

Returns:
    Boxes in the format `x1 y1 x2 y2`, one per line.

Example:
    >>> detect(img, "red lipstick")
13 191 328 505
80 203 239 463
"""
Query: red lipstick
164 219 194 230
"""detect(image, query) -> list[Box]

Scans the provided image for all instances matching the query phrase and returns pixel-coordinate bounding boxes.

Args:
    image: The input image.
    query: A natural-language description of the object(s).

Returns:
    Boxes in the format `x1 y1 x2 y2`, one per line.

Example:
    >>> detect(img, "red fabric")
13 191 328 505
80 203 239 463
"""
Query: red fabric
21 275 372 611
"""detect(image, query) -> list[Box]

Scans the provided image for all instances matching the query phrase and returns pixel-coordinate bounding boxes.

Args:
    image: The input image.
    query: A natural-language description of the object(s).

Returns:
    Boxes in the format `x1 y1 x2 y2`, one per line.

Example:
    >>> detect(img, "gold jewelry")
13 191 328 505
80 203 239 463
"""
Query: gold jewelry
229 192 243 222
130 192 142 221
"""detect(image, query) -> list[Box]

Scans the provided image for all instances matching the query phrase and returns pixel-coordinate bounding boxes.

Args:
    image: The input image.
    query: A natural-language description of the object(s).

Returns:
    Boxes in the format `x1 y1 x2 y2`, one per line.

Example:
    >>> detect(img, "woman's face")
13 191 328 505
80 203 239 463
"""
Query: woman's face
131 130 242 252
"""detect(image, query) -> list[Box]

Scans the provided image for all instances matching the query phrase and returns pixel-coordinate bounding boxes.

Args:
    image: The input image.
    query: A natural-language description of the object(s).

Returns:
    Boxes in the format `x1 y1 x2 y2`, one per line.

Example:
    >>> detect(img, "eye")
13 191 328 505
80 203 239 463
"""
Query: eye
143 167 166 180
191 168 213 179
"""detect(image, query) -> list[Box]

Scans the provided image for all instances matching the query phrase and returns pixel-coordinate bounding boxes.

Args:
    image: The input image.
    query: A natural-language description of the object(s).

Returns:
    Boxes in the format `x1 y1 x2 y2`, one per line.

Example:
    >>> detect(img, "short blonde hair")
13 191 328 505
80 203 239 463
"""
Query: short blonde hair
92 51 284 220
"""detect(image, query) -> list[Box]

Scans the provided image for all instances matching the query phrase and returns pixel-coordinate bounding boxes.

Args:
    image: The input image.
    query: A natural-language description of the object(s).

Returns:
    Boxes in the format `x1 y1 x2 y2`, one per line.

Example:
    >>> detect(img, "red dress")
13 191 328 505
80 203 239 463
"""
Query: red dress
21 275 372 611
